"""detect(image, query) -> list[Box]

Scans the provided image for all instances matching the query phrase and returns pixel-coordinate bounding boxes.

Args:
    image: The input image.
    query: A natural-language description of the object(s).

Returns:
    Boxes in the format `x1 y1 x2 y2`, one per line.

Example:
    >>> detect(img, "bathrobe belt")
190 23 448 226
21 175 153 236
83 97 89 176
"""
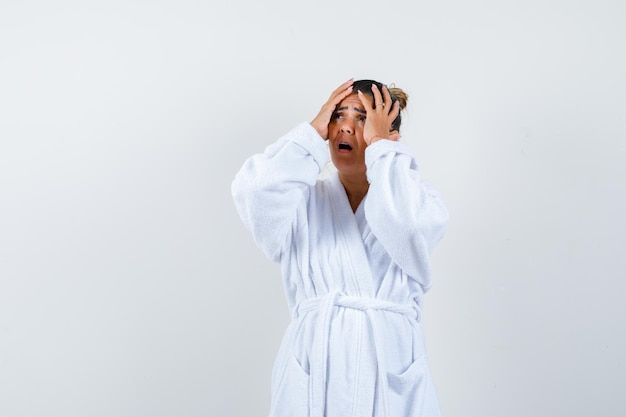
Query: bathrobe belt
293 291 423 417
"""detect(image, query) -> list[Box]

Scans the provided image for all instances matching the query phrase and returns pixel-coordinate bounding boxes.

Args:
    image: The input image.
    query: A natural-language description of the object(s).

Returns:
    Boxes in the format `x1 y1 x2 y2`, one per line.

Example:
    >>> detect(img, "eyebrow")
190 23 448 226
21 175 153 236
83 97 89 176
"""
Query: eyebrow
336 106 367 115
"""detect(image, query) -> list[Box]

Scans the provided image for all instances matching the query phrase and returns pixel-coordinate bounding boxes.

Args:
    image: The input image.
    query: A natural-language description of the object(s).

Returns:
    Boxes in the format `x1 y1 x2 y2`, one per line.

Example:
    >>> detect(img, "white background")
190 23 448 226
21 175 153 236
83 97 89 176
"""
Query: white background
1 0 625 416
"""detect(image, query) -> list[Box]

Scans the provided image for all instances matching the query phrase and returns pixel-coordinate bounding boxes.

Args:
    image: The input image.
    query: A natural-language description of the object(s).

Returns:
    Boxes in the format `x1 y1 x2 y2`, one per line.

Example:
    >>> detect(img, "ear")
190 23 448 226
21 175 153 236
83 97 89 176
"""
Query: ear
388 130 400 141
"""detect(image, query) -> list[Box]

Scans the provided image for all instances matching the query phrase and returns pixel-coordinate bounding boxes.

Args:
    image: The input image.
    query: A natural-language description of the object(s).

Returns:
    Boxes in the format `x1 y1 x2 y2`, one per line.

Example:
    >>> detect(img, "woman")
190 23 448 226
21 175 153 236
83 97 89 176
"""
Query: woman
232 79 448 417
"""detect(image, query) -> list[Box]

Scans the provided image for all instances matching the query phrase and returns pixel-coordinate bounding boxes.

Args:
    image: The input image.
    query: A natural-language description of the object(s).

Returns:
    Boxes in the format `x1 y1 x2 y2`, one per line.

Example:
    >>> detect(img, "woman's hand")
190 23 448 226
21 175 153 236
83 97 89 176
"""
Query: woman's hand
310 79 354 140
357 84 400 145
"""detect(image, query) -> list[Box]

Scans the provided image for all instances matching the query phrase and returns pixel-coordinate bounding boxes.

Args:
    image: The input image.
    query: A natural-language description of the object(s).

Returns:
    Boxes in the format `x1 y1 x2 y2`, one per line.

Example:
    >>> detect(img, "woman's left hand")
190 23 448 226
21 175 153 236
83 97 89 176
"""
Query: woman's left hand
357 84 400 145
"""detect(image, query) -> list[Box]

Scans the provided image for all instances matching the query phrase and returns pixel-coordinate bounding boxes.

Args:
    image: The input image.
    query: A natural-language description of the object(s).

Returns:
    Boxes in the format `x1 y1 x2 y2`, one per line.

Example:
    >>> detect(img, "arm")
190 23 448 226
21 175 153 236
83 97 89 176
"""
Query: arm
231 122 329 262
364 140 449 288
232 79 355 262
357 84 448 287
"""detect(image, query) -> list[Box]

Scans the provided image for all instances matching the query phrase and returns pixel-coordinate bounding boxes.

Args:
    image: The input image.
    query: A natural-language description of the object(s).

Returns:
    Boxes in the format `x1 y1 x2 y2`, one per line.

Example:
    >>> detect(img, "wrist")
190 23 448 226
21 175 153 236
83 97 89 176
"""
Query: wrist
366 135 384 145
309 122 327 140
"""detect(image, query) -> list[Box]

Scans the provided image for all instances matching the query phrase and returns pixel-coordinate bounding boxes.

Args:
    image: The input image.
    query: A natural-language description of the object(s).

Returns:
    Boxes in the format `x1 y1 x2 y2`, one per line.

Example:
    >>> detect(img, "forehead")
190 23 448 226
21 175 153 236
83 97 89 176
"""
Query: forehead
336 94 365 111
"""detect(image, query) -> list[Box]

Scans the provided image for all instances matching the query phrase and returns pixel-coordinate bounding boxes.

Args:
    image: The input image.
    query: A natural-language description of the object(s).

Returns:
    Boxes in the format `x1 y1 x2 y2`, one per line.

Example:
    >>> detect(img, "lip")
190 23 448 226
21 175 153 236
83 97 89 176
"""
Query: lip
335 138 354 153
338 144 352 153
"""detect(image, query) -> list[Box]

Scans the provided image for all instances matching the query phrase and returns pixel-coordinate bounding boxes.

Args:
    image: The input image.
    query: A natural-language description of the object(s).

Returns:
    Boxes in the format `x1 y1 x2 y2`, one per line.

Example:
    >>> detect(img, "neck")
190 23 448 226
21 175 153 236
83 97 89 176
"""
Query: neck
339 172 369 212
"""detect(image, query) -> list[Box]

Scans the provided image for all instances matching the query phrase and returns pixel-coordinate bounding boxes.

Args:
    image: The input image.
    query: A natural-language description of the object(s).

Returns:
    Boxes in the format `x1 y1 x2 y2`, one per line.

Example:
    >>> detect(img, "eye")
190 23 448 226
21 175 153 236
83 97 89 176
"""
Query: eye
332 113 344 120
357 116 366 122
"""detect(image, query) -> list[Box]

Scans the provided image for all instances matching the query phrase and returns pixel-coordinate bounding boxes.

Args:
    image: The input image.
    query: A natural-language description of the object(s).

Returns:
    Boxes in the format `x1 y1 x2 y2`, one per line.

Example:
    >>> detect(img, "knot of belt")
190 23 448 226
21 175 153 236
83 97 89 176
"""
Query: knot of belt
293 291 422 417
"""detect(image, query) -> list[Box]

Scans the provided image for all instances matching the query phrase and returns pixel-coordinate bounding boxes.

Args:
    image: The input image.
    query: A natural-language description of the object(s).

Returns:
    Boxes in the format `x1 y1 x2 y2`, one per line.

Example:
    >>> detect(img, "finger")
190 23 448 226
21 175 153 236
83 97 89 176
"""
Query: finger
323 81 354 112
336 78 354 91
357 90 374 111
332 84 354 105
382 85 392 113
388 130 400 141
329 78 354 100
371 84 384 111
389 99 400 120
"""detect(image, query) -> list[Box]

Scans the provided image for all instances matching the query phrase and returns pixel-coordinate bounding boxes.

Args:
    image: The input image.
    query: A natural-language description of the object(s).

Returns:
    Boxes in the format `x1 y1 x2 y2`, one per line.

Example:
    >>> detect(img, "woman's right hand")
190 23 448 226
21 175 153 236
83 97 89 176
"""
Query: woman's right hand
310 79 354 140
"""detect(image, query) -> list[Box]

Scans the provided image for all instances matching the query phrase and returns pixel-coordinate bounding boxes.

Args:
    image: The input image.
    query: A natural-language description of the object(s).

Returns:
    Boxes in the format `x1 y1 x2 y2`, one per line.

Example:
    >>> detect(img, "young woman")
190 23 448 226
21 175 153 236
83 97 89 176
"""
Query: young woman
232 79 449 417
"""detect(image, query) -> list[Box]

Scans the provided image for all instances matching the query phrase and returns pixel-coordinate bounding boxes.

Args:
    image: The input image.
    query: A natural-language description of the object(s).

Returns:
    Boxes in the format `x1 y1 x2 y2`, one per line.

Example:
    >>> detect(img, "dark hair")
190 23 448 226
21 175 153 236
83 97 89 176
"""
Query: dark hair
352 79 409 132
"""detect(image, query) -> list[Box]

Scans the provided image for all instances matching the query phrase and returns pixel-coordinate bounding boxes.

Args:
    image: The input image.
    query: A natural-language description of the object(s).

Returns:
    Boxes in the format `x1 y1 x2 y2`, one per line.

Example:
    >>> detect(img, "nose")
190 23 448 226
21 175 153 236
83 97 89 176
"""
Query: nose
339 119 354 135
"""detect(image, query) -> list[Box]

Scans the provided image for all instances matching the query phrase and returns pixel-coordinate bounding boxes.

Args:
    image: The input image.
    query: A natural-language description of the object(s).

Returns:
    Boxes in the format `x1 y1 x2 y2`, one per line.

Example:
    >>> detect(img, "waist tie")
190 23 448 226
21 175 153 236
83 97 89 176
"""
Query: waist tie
293 291 422 417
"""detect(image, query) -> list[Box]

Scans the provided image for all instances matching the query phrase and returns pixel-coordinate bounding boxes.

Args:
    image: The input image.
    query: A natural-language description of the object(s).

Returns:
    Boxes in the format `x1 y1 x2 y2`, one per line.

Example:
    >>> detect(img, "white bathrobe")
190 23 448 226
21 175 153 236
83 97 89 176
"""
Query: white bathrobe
232 122 448 417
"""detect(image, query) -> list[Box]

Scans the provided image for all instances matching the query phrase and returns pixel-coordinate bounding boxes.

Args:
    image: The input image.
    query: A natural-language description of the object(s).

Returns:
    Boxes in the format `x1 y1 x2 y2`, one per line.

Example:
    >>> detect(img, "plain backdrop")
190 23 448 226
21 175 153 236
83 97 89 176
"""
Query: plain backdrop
1 0 625 416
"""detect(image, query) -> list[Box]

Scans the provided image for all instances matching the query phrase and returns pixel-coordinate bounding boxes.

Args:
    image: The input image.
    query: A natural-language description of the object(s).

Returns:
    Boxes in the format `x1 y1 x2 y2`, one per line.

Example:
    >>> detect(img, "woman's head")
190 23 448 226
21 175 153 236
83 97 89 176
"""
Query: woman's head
350 79 408 132
327 79 409 177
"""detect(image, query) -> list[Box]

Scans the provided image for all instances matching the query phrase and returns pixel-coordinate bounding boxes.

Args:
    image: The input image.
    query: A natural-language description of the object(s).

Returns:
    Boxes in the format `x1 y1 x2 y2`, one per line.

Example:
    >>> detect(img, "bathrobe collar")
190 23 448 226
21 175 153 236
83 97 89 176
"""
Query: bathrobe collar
327 173 375 298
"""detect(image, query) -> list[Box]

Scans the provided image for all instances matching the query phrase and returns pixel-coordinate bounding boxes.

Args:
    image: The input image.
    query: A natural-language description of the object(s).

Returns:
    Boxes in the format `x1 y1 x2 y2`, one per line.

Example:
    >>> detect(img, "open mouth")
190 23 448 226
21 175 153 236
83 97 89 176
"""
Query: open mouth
338 142 353 151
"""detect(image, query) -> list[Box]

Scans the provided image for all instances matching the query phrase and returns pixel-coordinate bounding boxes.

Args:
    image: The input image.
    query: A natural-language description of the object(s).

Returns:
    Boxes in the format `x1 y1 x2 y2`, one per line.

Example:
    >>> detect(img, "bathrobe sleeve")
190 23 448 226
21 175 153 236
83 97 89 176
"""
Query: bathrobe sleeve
364 139 449 289
232 122 330 262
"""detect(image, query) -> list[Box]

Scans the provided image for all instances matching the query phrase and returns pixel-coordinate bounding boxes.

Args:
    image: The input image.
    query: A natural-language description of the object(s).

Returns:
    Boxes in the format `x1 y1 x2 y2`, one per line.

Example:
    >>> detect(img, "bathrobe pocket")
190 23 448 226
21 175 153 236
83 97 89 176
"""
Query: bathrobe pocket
386 354 441 417
270 354 310 417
